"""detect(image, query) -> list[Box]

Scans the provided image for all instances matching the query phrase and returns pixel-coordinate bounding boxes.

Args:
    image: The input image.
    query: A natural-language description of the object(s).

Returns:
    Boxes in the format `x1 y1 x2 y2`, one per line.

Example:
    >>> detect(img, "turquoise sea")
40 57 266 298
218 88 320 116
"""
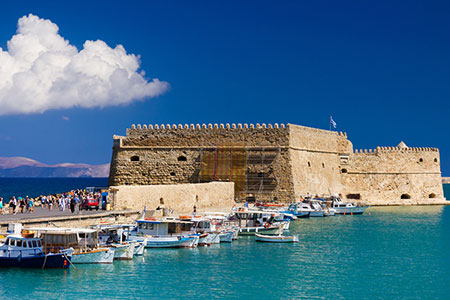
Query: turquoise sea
0 180 449 299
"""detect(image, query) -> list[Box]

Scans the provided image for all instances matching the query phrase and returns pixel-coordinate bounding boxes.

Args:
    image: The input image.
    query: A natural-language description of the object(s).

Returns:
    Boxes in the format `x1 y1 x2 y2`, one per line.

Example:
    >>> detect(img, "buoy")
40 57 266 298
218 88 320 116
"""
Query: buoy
343 212 346 215
351 212 353 216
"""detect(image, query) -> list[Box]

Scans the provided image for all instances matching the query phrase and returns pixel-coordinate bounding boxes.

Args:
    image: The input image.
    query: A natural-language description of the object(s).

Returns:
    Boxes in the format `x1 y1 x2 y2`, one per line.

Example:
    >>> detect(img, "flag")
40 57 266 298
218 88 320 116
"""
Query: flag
330 116 337 129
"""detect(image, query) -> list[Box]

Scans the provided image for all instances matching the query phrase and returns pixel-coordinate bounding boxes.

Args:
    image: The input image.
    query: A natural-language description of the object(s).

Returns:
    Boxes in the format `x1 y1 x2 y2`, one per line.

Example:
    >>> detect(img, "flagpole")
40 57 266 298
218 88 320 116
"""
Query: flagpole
329 115 331 131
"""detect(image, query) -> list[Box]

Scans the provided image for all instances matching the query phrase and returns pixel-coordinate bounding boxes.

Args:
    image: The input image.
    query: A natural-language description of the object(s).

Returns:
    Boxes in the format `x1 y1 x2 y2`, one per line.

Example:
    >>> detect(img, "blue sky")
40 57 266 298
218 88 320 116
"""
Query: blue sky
0 1 449 175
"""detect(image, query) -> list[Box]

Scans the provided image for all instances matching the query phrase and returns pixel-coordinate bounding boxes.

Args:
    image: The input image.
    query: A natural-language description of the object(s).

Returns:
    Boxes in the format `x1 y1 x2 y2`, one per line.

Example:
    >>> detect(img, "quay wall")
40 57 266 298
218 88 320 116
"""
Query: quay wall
0 211 141 232
109 182 235 214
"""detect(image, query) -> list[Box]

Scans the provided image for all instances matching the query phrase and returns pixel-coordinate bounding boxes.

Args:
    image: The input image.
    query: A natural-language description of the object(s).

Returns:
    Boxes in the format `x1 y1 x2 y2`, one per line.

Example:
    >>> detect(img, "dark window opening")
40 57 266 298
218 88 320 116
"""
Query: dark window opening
401 194 411 199
341 168 348 173
434 158 438 163
177 156 187 162
322 163 325 168
346 193 361 200
308 162 311 167
419 158 423 163
429 193 437 198
170 172 176 176
130 156 140 162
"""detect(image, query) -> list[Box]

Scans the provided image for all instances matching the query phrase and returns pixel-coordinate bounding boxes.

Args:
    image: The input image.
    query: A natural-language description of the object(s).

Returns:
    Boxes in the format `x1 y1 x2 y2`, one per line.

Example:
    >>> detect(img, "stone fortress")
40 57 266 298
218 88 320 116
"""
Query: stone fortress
108 122 446 207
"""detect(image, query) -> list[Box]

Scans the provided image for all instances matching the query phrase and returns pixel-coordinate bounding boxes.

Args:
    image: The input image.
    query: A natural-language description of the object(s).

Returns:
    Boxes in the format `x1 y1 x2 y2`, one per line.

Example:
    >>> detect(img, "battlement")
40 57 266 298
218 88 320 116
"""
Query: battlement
130 123 287 130
127 123 348 136
353 146 439 154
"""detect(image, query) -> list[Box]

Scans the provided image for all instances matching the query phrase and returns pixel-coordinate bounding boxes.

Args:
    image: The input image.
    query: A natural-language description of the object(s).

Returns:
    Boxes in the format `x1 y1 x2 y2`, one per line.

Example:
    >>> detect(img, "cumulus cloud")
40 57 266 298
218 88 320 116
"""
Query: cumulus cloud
0 14 169 115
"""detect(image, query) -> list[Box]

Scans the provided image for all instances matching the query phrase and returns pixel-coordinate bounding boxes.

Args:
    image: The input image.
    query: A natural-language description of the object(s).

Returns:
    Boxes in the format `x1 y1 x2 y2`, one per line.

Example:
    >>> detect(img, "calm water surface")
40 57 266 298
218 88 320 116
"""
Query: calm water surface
1 206 449 299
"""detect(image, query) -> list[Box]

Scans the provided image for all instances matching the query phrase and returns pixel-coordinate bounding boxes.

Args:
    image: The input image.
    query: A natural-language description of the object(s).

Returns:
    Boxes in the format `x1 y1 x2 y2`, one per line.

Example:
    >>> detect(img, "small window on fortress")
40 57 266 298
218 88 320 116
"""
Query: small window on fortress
308 162 311 167
170 172 176 176
419 158 423 163
322 163 325 168
130 156 140 162
401 194 411 199
434 158 438 163
429 193 437 199
347 194 361 200
177 156 187 162
341 169 347 173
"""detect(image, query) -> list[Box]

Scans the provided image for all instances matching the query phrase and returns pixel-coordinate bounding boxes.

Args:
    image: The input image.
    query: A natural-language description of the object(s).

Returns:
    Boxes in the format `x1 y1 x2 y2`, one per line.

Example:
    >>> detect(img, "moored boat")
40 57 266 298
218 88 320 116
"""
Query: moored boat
128 218 199 248
255 233 299 243
329 196 370 215
0 235 71 268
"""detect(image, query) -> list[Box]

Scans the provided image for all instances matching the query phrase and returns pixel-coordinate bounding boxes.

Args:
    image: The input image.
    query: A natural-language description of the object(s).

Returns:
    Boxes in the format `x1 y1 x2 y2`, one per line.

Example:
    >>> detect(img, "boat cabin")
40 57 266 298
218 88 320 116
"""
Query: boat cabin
135 218 192 236
233 210 275 228
0 235 44 258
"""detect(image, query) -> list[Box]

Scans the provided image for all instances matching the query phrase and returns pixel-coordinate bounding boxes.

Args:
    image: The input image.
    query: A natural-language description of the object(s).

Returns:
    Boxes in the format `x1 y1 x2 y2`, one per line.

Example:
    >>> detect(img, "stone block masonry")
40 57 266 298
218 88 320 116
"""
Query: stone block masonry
109 123 447 205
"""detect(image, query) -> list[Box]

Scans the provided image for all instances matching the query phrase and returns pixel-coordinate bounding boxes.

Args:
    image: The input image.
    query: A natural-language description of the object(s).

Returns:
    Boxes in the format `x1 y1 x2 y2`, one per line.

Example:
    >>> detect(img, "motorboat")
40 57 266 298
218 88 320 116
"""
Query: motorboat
0 235 71 268
329 196 370 215
230 209 285 236
255 233 299 243
26 227 115 264
128 218 199 248
94 225 136 260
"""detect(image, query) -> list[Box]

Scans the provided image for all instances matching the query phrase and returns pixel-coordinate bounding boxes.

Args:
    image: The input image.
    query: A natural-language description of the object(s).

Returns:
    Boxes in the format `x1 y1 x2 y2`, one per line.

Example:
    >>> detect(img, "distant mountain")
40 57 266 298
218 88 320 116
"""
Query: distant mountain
0 157 109 178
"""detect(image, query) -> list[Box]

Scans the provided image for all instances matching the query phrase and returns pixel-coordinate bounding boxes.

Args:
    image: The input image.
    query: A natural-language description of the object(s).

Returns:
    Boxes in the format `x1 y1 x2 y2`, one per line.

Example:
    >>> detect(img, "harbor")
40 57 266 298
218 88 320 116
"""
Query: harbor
0 205 448 299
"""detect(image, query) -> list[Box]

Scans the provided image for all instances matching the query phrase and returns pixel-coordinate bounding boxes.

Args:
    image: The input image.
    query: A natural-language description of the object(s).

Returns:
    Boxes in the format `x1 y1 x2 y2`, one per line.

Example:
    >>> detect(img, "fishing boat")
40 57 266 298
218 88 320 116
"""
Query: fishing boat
0 235 71 268
27 227 115 264
255 233 299 243
329 196 369 215
231 209 285 236
128 218 199 248
94 225 136 260
219 231 233 243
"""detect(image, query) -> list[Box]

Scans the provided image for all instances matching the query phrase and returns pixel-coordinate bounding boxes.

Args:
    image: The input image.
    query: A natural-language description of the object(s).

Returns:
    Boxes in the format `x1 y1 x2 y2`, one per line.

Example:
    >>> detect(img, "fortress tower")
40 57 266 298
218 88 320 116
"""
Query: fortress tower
108 123 445 205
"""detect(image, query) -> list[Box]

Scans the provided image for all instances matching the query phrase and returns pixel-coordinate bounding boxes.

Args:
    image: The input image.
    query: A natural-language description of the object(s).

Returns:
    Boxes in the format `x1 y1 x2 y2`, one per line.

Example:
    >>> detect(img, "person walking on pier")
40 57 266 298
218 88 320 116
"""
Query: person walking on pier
0 197 3 215
70 197 76 213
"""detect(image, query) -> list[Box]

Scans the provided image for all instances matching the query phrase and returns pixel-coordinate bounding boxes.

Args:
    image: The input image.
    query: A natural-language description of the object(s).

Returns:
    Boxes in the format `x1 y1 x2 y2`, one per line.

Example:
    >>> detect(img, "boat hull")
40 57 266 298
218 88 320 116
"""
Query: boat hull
238 226 281 236
219 231 233 243
0 253 70 268
255 233 299 243
334 206 369 215
112 244 135 260
145 236 198 248
71 248 114 264
133 242 145 256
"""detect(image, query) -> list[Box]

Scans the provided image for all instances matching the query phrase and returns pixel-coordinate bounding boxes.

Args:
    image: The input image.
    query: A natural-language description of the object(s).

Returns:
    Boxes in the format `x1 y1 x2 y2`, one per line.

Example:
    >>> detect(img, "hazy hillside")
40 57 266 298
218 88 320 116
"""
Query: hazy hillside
0 157 109 177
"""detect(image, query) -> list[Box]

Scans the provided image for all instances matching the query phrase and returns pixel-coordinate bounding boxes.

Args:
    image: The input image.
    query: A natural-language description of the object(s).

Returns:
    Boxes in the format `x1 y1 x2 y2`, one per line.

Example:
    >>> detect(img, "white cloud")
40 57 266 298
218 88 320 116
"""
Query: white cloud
0 14 169 115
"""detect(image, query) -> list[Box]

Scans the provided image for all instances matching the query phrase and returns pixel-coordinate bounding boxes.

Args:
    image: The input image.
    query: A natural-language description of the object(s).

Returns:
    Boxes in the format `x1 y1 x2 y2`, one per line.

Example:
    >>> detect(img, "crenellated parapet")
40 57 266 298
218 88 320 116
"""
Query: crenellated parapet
353 146 439 154
128 122 288 133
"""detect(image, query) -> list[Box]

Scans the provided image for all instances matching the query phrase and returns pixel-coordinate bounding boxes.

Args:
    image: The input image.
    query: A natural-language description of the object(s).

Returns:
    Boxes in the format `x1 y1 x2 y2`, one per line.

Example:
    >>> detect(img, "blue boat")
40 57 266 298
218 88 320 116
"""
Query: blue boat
0 235 71 268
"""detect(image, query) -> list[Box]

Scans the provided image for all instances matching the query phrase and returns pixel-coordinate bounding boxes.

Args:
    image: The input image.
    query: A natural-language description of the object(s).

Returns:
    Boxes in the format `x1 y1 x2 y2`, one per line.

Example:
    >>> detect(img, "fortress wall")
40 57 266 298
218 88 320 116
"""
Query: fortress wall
109 182 235 214
350 147 441 173
288 124 353 154
341 148 445 204
290 149 343 198
288 124 352 199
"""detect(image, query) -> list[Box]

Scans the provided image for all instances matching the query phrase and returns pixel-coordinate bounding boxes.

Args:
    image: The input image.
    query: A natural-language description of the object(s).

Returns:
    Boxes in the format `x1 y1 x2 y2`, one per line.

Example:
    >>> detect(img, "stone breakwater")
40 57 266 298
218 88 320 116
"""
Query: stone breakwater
108 122 446 206
442 177 450 184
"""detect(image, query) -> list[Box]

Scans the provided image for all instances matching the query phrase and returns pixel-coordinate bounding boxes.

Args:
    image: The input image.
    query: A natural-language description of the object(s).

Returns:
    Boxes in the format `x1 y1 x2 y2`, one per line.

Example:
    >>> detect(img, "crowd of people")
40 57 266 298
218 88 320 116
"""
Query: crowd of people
0 189 103 215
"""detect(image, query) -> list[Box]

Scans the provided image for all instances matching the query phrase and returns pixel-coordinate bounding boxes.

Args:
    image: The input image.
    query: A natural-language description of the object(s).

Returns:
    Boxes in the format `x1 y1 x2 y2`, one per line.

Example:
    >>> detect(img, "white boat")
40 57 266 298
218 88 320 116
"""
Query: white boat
26 227 115 264
128 218 199 248
110 243 135 260
255 233 299 243
72 248 115 264
219 231 233 243
132 240 146 256
329 196 370 215
231 209 286 235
